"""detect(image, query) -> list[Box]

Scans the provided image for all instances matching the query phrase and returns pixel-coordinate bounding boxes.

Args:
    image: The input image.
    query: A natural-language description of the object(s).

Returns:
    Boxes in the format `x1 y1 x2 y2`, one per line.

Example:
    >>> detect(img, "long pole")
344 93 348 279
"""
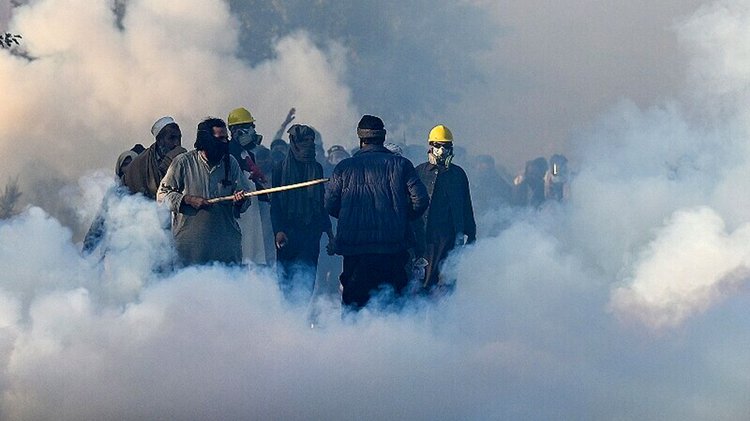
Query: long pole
206 178 329 204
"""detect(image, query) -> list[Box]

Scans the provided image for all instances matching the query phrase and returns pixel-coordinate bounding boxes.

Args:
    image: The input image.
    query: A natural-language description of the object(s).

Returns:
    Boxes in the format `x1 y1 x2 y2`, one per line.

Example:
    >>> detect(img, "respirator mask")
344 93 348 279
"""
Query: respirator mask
428 142 453 167
234 127 263 148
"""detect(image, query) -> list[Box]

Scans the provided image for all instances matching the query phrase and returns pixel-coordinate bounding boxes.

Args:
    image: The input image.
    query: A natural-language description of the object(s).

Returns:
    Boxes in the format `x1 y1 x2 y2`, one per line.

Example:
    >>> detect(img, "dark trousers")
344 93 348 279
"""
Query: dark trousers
423 234 456 289
276 228 322 303
340 251 409 310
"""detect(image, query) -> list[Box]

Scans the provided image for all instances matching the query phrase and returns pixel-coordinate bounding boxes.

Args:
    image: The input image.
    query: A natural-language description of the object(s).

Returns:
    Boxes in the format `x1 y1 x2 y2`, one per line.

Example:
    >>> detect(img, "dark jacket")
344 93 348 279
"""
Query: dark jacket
414 162 477 246
270 159 331 235
325 143 429 256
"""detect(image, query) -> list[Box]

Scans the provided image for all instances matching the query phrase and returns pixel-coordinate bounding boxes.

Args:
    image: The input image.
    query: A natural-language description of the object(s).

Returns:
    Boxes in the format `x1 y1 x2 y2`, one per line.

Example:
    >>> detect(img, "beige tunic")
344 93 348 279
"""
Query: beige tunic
157 150 251 265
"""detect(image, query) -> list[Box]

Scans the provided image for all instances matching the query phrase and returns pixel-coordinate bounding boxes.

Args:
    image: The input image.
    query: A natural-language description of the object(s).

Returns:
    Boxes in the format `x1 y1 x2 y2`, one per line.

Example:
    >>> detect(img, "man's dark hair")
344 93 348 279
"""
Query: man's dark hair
195 117 226 150
195 117 232 186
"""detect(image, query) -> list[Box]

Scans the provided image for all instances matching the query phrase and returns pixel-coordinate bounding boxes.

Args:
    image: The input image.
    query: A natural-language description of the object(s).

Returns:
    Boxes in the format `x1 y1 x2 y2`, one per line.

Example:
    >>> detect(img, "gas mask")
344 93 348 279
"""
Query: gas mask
234 127 263 148
428 143 453 167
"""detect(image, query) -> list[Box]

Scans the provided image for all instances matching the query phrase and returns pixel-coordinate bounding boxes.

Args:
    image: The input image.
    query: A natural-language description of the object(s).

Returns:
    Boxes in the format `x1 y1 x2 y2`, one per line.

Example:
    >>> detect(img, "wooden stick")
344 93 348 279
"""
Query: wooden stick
206 178 329 204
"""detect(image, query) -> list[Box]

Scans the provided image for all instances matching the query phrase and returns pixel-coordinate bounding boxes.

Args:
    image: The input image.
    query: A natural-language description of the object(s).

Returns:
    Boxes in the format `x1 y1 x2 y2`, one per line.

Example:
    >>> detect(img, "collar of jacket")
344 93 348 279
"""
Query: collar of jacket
354 143 391 155
425 162 451 171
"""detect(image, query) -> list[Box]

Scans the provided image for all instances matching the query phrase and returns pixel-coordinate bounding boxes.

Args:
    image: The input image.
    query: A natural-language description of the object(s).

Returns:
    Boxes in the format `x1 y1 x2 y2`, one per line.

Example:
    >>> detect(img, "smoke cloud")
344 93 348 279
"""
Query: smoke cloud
1 0 750 419
0 0 357 219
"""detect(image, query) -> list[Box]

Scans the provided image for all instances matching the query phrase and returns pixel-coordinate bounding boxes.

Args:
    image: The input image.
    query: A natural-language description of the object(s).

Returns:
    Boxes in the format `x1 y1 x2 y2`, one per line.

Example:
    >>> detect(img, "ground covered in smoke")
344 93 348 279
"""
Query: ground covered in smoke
1 180 749 420
3 0 750 419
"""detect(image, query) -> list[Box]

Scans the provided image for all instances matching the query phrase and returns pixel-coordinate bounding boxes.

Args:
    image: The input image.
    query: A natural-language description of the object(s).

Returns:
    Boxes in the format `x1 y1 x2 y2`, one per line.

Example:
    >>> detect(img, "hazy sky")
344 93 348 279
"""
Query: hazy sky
0 0 9 27
2 1 750 419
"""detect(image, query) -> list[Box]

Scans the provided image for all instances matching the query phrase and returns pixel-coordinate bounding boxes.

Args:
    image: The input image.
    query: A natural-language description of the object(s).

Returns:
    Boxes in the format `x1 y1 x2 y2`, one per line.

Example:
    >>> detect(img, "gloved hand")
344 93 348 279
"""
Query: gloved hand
455 232 466 247
275 232 288 249
183 195 209 210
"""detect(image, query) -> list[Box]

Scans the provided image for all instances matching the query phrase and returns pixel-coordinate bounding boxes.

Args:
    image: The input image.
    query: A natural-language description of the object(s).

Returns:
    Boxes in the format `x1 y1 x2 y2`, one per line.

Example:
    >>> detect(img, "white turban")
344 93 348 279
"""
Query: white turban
150 116 176 137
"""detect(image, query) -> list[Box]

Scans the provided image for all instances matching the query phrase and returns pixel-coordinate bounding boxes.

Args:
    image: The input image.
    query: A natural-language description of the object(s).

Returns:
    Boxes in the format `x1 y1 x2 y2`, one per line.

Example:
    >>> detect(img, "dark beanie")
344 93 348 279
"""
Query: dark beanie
357 115 386 141
358 115 384 130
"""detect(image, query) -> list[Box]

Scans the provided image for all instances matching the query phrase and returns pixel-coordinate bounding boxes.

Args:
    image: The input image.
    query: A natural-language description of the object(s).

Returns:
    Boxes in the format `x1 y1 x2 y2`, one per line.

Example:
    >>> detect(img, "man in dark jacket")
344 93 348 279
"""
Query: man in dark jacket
325 115 429 310
413 125 476 294
271 124 333 302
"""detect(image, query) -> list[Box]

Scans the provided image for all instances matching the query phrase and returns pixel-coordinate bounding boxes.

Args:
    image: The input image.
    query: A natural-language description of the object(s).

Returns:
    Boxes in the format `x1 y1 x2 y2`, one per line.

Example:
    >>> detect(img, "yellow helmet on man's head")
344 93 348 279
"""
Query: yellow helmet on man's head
428 124 453 143
227 107 255 126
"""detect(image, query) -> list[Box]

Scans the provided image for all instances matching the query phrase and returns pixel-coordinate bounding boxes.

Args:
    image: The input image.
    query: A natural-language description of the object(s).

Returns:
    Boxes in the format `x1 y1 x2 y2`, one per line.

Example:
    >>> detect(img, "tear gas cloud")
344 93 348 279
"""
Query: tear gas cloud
0 0 357 213
1 0 750 419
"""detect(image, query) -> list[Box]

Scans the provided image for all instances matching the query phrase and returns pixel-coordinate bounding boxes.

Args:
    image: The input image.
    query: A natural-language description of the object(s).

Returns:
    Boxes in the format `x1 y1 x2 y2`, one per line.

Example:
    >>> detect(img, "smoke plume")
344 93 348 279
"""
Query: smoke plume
1 0 750 419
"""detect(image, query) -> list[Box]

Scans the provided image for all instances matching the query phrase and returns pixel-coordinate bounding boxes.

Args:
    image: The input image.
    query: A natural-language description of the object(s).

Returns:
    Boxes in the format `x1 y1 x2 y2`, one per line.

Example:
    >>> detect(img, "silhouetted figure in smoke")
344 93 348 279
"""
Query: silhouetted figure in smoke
122 116 186 200
413 125 476 295
545 153 569 202
272 107 296 143
326 115 429 310
271 124 333 302
157 118 251 266
267 108 296 168
270 138 289 167
82 145 143 256
512 157 548 208
325 145 350 178
470 154 512 215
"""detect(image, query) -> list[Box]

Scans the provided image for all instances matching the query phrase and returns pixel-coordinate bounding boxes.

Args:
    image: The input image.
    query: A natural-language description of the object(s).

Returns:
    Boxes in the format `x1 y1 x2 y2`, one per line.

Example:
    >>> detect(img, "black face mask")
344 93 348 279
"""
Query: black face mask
204 137 228 164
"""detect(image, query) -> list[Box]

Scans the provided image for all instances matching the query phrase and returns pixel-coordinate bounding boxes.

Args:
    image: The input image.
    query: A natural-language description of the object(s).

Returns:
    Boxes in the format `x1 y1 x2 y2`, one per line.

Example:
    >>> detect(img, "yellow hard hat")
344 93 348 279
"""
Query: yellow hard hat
227 107 255 126
428 124 453 143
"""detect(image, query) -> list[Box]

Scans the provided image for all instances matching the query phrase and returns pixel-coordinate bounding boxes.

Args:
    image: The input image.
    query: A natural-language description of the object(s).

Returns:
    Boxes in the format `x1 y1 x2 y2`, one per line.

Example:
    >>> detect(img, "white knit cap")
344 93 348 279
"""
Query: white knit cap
151 116 176 137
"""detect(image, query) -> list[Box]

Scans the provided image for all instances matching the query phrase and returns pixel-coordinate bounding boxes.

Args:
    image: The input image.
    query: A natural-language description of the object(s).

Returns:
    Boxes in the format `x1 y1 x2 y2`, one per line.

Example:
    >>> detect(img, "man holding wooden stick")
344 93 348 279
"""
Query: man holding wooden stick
157 117 251 266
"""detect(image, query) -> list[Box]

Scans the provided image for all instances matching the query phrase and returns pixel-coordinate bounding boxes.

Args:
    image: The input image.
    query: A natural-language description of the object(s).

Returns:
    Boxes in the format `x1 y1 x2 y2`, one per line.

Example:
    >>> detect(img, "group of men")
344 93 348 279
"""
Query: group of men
87 110 483 311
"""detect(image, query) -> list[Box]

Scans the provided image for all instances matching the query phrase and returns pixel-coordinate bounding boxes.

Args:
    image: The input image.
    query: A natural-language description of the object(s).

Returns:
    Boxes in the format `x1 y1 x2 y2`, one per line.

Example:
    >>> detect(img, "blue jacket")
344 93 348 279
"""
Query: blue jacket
325 144 429 255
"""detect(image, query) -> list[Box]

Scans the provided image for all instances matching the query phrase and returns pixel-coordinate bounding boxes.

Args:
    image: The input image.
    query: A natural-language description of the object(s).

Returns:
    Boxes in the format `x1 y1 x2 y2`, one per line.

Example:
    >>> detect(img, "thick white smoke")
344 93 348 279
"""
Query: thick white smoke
1 0 750 419
0 0 357 215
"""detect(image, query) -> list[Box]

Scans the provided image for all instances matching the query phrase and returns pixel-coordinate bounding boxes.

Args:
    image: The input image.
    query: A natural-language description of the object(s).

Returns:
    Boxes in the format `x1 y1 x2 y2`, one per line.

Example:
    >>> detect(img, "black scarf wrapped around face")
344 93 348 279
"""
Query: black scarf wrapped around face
278 125 324 226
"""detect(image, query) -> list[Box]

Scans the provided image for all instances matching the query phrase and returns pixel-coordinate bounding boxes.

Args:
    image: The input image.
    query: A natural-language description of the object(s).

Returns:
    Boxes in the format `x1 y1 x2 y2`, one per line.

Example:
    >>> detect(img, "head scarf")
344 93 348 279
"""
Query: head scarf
277 124 324 226
288 124 317 162
115 150 138 178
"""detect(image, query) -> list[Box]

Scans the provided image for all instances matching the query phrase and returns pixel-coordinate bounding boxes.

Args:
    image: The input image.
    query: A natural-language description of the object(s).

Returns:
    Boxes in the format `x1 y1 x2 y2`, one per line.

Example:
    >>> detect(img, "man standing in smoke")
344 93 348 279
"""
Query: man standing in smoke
82 146 143 256
545 153 569 202
469 154 512 215
157 118 251 266
227 107 268 190
325 115 429 310
413 125 476 294
512 157 548 208
271 124 333 302
122 116 186 199
227 107 275 266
